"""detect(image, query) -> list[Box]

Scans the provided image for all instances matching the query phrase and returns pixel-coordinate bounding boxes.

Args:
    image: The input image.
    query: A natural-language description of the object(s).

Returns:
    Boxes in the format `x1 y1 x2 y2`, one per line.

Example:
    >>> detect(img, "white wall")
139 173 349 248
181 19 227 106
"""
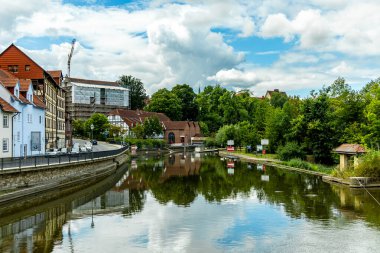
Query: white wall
0 110 13 158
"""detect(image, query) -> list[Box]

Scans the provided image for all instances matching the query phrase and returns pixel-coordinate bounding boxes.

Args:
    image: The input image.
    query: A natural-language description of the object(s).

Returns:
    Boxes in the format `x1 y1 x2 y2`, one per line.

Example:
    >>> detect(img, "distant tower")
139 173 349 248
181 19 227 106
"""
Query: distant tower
67 39 76 77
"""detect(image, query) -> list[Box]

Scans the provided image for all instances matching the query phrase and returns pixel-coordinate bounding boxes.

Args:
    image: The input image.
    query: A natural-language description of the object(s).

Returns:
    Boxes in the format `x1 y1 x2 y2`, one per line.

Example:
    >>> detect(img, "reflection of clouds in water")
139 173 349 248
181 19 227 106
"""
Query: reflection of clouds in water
52 190 380 253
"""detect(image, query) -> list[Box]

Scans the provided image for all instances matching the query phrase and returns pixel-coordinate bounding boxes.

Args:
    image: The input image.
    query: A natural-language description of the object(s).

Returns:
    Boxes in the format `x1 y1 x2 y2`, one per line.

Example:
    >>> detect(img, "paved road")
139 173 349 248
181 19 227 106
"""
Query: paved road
73 139 121 152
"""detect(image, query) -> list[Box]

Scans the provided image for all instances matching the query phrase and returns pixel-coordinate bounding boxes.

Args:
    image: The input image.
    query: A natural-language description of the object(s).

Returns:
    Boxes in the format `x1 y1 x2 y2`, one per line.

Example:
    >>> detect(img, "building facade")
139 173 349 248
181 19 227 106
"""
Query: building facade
0 70 46 157
0 44 65 149
0 95 18 158
64 77 130 121
162 121 201 145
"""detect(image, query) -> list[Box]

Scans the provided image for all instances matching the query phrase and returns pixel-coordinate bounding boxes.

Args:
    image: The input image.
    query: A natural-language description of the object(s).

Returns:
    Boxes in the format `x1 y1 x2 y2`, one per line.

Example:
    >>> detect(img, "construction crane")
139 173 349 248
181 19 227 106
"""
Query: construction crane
67 39 76 77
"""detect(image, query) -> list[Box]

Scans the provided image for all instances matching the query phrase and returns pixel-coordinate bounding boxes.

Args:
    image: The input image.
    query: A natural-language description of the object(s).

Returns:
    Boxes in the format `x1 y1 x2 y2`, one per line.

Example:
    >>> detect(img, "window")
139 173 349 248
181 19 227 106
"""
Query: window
8 65 18 73
25 65 30 71
2 138 9 152
3 115 9 128
17 131 20 142
39 116 42 124
27 114 32 123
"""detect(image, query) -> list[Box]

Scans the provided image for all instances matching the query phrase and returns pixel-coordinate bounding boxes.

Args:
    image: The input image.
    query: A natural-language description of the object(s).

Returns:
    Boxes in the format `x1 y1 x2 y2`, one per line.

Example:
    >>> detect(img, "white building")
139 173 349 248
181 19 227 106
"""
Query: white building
0 94 18 158
0 70 46 157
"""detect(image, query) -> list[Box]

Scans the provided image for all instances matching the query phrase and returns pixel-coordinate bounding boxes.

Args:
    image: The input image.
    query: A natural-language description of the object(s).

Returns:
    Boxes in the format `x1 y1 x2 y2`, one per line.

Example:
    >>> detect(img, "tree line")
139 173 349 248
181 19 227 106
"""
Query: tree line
124 76 380 165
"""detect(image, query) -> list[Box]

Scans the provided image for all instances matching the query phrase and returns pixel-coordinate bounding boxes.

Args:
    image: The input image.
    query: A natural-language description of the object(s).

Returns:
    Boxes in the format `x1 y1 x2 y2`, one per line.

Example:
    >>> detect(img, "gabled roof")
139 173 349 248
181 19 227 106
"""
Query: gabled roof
109 109 170 124
68 77 120 87
162 121 191 130
0 97 18 113
0 69 18 87
19 79 32 91
33 95 46 109
333 144 366 155
0 44 61 89
47 70 62 79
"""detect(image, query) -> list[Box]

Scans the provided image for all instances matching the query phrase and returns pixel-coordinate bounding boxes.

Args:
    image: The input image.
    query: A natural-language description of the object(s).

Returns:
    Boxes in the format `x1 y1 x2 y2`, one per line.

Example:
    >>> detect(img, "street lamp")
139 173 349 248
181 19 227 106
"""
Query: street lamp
90 124 94 141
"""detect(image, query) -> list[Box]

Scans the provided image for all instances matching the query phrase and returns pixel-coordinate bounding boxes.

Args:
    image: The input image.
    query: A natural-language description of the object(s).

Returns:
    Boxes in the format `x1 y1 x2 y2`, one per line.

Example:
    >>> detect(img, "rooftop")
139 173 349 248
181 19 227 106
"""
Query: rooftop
67 77 120 87
0 97 18 113
333 144 366 154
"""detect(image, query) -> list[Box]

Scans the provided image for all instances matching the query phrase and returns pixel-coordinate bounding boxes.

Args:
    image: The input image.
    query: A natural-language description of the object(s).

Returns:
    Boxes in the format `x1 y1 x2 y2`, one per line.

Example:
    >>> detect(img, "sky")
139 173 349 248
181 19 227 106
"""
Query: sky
1 0 380 96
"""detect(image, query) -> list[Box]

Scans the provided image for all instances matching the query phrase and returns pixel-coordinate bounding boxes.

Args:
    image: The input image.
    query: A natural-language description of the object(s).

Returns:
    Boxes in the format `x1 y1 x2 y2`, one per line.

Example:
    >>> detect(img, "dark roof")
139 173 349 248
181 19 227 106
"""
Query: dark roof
0 97 18 113
67 77 120 87
33 95 46 109
163 121 196 130
265 89 286 97
109 109 170 125
333 144 366 154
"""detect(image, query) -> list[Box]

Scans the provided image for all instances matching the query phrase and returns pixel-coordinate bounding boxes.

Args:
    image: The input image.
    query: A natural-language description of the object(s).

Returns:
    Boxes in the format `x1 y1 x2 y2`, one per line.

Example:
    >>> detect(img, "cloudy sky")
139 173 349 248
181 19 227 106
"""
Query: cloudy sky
1 0 379 96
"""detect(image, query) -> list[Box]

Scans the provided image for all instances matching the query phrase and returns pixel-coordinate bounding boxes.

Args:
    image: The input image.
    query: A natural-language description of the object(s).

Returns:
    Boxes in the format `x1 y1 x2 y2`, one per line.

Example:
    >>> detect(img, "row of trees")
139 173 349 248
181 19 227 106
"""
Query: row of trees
143 77 380 165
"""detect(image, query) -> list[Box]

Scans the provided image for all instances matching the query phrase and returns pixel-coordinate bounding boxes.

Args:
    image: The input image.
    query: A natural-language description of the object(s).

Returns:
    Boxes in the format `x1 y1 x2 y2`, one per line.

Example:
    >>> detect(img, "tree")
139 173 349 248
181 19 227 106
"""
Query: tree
145 88 182 120
143 116 163 138
72 119 86 137
171 84 198 121
85 113 110 139
118 75 147 110
132 124 145 139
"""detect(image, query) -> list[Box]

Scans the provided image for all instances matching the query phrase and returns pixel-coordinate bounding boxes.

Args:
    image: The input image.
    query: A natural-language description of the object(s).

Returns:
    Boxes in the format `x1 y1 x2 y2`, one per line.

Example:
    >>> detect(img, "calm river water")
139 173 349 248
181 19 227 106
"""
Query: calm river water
1 153 380 253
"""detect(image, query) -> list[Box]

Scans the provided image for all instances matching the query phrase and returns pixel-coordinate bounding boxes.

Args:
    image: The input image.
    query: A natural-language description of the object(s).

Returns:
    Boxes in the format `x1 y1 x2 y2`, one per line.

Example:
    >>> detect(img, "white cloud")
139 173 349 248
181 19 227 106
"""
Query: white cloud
207 68 261 87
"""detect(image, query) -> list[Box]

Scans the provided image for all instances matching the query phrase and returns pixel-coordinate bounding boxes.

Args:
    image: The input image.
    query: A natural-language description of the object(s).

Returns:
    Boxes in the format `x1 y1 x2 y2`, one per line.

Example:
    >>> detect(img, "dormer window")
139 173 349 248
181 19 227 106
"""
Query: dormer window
25 65 30 71
15 88 19 98
8 65 18 73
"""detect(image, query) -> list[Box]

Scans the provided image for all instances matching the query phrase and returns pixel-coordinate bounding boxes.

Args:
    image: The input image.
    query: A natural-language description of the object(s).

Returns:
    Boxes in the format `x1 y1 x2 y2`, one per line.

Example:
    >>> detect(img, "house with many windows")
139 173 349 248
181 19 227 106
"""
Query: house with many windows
0 44 66 149
0 70 46 157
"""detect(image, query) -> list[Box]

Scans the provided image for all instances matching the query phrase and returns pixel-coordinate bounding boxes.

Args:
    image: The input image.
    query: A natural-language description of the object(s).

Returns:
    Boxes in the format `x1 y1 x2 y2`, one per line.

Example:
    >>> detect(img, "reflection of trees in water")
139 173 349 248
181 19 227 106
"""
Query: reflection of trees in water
131 155 380 227
123 190 146 217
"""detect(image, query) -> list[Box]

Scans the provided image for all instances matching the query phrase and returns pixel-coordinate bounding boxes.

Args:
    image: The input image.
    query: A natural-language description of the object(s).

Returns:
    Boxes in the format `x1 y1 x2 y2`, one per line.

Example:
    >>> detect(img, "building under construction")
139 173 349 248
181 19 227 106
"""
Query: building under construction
64 77 130 121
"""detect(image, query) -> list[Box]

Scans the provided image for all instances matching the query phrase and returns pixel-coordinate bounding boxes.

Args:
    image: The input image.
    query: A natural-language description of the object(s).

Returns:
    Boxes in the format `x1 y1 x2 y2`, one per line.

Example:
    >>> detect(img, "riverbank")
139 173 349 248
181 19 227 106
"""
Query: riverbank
219 151 380 188
0 151 129 216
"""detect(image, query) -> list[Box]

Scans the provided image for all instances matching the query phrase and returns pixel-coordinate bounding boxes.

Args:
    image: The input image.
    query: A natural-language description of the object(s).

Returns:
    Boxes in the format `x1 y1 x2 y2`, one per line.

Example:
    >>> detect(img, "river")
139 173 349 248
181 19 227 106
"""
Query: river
0 153 379 253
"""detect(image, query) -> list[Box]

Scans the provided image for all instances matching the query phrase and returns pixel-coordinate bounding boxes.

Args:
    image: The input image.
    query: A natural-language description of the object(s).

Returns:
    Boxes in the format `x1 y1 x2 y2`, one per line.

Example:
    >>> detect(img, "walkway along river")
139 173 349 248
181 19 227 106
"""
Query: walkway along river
0 153 380 252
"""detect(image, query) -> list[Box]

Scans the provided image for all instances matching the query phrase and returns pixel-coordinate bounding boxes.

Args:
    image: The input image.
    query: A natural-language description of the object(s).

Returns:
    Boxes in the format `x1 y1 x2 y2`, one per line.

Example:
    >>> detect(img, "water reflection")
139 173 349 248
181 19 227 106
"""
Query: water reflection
0 153 379 253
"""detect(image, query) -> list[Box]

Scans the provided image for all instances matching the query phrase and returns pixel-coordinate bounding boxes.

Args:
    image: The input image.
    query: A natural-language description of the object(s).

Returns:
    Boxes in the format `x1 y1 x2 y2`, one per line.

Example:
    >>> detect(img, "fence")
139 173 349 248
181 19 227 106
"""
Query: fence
0 146 128 171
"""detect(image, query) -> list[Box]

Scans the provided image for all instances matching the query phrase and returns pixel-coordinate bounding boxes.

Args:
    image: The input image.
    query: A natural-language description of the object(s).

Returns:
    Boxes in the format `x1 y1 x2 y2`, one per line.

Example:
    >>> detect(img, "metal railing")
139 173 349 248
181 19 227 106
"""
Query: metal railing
0 146 128 171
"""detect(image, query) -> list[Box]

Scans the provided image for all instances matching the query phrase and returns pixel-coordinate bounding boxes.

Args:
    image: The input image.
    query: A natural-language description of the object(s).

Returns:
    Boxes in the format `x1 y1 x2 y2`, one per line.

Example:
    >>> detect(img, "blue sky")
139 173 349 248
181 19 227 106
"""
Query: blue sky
1 0 380 96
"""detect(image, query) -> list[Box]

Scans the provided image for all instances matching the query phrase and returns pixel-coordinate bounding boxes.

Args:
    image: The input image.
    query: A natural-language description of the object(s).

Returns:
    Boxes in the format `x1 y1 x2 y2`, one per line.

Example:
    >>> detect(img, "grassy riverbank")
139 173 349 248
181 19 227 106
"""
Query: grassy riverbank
231 151 335 175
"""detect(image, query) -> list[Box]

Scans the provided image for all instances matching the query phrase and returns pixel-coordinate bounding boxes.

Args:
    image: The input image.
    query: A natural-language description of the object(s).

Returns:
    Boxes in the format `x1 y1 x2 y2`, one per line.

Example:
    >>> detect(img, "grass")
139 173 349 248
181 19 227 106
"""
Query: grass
233 150 278 160
282 159 335 174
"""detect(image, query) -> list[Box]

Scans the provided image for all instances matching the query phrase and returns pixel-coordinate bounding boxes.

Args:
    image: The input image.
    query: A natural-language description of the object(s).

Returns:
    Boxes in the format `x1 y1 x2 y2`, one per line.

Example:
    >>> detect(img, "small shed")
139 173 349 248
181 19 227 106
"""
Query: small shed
333 144 366 171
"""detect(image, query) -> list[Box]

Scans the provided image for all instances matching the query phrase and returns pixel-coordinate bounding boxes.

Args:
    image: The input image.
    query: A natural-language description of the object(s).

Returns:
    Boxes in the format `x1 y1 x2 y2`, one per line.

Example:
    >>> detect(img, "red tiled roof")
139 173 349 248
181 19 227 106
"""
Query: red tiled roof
0 69 16 79
333 144 366 154
18 94 30 104
47 70 62 78
0 97 18 113
19 79 31 91
33 94 46 109
68 77 120 87
162 121 190 130
109 109 170 125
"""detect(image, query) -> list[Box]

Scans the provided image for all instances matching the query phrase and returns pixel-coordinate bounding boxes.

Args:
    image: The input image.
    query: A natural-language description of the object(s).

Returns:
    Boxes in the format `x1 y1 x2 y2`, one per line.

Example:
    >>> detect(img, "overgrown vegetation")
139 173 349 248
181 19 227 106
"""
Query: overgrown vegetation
283 159 334 174
354 151 380 178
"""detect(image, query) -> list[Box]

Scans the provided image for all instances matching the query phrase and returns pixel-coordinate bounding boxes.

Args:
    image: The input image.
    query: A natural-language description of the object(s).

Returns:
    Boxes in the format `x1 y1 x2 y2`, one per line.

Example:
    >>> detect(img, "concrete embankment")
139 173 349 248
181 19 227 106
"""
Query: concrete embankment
0 151 129 215
219 151 380 188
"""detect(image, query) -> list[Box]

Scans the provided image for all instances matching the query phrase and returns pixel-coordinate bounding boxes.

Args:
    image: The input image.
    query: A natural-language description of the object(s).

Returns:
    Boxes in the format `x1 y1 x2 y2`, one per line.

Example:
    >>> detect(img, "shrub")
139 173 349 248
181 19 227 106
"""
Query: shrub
277 142 306 161
355 151 380 178
286 159 314 170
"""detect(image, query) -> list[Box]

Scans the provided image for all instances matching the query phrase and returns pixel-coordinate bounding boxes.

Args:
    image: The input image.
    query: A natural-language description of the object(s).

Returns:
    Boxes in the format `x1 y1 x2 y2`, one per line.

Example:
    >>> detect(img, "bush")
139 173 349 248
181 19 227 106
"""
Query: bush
124 138 166 149
355 151 380 178
286 159 314 170
204 137 217 148
277 142 306 161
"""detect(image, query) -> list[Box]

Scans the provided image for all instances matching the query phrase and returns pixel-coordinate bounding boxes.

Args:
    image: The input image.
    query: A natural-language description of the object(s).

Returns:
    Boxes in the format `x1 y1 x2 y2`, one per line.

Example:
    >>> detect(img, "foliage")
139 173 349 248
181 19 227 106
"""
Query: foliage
284 159 333 174
277 142 306 161
145 88 182 120
72 119 86 137
355 151 380 178
131 124 145 139
85 113 110 139
124 138 166 149
171 84 198 121
143 116 163 138
118 75 147 110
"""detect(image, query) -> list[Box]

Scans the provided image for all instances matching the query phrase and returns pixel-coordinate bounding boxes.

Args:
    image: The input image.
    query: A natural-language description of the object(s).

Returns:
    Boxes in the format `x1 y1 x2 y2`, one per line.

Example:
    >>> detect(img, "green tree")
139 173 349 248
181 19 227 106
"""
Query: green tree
172 84 198 121
143 116 163 138
132 124 145 139
145 88 182 120
118 75 147 110
362 79 380 148
85 113 110 139
72 119 86 137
